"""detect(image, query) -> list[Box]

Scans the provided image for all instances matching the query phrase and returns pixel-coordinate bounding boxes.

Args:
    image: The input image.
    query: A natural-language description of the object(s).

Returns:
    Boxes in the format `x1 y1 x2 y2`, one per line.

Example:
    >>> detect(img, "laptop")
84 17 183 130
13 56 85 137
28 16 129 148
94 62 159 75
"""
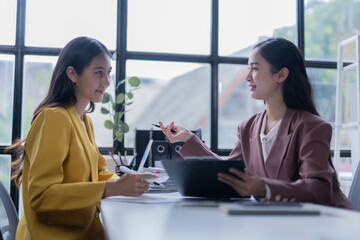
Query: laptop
137 139 153 172
162 157 247 199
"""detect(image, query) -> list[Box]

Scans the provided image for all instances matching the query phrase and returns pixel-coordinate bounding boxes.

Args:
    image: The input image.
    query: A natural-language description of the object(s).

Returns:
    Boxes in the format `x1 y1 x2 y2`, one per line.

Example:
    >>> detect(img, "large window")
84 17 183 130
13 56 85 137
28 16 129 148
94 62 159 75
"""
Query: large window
1 0 360 204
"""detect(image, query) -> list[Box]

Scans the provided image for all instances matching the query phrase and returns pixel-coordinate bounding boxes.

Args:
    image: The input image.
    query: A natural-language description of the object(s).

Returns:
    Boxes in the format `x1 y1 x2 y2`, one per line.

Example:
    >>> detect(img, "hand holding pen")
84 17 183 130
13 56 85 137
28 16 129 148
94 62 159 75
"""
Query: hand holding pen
119 166 162 186
158 121 194 143
103 169 157 198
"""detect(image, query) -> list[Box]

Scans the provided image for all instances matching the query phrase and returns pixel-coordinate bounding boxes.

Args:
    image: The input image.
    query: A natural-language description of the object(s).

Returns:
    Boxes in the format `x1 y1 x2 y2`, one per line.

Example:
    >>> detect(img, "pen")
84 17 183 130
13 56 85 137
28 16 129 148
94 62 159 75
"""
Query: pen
118 151 124 166
152 124 177 133
129 153 137 168
109 151 119 167
119 166 162 186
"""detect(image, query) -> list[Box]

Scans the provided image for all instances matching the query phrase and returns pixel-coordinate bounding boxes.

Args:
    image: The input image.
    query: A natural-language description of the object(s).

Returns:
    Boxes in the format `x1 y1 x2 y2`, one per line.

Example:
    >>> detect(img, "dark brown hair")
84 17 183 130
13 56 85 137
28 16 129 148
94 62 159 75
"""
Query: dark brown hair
7 37 111 187
254 37 319 116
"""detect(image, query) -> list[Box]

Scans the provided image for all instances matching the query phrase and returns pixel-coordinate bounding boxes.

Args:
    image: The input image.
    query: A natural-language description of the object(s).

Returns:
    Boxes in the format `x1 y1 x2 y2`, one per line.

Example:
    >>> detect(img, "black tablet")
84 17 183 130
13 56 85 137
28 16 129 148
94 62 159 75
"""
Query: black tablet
162 157 247 198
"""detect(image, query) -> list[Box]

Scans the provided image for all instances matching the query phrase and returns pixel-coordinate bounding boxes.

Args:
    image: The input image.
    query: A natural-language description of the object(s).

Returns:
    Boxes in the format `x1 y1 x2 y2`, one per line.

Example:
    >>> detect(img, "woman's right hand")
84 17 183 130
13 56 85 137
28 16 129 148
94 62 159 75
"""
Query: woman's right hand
103 173 157 198
159 121 193 143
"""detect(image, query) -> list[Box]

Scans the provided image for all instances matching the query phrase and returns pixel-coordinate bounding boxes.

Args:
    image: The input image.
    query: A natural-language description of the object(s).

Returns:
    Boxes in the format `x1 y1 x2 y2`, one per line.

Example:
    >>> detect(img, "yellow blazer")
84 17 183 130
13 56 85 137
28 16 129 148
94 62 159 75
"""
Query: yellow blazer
16 106 118 240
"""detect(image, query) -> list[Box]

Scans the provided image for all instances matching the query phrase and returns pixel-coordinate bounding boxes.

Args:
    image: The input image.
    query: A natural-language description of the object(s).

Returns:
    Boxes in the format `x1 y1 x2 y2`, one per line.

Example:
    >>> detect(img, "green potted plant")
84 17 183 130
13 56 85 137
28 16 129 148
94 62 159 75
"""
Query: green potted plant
101 76 141 161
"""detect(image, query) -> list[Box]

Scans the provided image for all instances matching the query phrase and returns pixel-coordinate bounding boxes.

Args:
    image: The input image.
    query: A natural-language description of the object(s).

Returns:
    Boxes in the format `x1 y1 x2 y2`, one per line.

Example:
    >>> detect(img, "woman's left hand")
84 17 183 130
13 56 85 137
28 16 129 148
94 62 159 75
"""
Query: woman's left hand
218 168 266 198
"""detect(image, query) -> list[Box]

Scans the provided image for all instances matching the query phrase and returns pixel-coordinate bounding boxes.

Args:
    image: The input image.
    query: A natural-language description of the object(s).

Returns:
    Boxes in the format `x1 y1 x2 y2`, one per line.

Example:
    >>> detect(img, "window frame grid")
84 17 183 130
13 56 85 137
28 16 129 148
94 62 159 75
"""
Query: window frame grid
0 0 352 208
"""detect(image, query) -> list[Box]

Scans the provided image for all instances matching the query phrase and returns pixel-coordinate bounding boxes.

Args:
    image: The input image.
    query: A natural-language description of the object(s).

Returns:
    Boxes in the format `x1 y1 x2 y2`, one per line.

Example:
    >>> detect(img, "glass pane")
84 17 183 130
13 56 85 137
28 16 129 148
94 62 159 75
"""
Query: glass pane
307 68 337 123
307 68 356 175
22 56 57 137
0 55 15 145
308 68 337 146
125 60 210 147
25 0 117 49
304 0 360 60
218 64 265 149
0 0 16 45
127 0 211 54
0 155 11 193
88 60 116 148
219 0 296 57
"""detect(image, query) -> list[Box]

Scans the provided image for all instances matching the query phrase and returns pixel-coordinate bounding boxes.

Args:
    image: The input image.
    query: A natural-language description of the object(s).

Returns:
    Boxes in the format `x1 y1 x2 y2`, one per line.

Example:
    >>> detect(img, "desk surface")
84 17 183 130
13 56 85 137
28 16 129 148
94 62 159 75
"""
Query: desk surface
101 192 360 240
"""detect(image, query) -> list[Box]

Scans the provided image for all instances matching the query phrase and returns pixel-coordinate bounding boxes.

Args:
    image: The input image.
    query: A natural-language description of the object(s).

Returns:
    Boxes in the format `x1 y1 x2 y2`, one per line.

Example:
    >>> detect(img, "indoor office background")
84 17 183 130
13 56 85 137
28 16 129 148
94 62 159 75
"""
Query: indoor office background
0 0 359 208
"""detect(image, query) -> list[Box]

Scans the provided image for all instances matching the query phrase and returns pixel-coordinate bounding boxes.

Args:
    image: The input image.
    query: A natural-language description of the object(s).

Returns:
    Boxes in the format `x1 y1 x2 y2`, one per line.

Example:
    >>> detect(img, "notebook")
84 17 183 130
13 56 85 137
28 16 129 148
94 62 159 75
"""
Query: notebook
161 157 247 198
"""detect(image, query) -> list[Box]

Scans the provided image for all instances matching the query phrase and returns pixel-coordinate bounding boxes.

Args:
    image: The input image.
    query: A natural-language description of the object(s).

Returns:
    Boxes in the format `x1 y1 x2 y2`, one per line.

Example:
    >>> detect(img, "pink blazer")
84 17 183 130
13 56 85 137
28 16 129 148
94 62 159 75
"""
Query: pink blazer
180 108 353 209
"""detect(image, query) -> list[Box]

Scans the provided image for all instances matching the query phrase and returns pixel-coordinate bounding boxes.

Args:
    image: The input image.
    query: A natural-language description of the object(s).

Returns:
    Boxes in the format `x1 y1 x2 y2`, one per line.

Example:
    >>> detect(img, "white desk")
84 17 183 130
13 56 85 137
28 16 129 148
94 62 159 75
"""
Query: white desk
101 192 360 240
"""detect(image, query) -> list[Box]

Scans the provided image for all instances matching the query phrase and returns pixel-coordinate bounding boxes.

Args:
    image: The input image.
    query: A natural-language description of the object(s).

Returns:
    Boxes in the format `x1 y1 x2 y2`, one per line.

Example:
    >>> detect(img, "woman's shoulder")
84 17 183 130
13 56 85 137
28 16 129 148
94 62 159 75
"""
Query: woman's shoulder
290 109 331 130
239 111 263 126
26 107 72 141
291 109 329 123
32 107 71 126
38 106 68 117
236 111 264 134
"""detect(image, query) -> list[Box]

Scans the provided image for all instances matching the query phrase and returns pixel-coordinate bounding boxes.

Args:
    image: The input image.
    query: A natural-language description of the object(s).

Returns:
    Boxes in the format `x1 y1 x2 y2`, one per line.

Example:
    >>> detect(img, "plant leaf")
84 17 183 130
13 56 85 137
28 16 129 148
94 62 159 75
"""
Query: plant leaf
109 94 114 103
115 131 124 142
126 101 134 106
116 93 125 104
127 92 134 99
121 122 130 133
104 120 114 129
128 76 140 87
102 92 110 103
101 107 110 114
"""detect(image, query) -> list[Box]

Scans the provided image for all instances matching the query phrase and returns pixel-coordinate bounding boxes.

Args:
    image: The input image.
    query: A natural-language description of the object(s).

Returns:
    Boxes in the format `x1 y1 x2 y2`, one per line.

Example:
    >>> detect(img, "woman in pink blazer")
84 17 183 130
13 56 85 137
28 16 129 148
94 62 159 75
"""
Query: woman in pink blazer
160 38 353 210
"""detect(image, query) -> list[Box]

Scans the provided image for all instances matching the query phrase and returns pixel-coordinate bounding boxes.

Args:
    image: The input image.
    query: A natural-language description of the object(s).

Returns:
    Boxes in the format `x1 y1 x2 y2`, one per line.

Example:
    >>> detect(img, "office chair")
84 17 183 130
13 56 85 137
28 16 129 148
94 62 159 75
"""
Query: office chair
0 182 18 240
348 161 360 211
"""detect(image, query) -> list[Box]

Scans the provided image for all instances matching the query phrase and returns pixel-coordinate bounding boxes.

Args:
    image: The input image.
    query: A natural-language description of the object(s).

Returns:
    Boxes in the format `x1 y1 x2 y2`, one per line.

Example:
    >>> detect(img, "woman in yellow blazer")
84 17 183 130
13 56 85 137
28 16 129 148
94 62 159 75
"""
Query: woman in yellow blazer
8 37 157 240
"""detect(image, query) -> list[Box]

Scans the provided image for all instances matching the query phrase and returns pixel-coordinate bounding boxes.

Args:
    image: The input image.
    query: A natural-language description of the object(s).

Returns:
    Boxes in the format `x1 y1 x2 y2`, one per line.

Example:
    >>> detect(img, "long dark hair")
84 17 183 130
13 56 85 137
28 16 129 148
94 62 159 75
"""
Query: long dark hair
254 38 319 116
7 36 111 187
254 37 338 185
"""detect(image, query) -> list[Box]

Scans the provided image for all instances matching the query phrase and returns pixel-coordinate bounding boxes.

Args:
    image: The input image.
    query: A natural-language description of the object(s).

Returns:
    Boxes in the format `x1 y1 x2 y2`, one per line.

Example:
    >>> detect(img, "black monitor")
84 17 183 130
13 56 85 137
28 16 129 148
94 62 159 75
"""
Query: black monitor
134 128 202 170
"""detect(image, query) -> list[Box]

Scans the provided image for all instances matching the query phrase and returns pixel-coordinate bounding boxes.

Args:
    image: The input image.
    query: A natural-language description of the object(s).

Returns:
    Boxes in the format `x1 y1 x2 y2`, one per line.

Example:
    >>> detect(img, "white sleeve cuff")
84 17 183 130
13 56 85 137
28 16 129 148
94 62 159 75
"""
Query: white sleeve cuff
264 183 271 200
256 183 271 201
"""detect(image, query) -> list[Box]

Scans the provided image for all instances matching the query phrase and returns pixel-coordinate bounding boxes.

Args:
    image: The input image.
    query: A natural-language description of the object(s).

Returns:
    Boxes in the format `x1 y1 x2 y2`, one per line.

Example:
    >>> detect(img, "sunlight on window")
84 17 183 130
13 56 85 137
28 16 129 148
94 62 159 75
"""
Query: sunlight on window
22 56 57 137
0 0 16 45
219 0 296 56
25 0 117 49
127 0 211 54
0 155 11 193
0 54 14 145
